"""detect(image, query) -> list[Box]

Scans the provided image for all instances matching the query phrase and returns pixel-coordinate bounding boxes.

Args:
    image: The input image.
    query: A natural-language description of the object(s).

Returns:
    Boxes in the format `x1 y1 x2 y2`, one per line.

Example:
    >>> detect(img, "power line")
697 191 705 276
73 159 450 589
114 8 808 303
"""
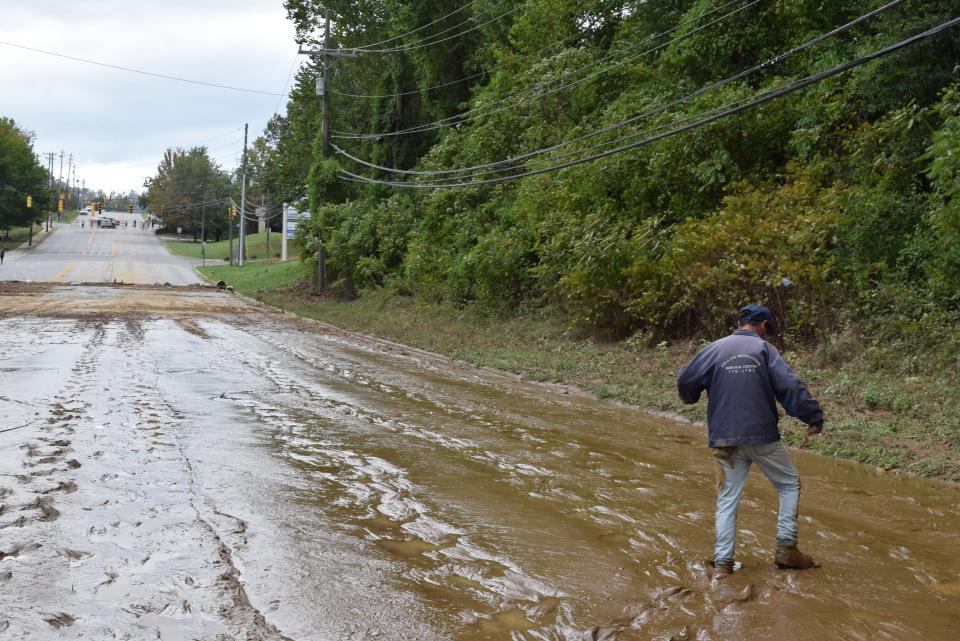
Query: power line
331 0 747 100
338 14 960 189
273 51 302 115
331 0 759 139
192 126 245 146
354 1 523 54
0 41 283 96
332 0 906 178
206 138 245 152
349 0 483 51
331 31 583 99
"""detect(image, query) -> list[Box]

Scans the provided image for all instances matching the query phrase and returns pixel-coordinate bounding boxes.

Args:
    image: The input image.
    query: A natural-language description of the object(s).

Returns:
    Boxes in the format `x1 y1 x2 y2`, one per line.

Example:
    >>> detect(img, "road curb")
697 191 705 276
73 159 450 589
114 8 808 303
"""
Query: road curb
2 226 57 262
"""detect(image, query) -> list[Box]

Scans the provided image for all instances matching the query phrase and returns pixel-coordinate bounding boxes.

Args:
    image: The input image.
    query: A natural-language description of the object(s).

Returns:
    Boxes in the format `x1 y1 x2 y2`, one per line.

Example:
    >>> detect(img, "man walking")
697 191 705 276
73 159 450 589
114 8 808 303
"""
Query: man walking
677 304 823 574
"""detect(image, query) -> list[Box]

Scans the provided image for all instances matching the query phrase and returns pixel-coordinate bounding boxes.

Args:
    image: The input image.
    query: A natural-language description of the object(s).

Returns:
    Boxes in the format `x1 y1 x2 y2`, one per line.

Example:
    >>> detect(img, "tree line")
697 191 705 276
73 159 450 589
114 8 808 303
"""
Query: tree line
166 1 960 360
0 118 50 235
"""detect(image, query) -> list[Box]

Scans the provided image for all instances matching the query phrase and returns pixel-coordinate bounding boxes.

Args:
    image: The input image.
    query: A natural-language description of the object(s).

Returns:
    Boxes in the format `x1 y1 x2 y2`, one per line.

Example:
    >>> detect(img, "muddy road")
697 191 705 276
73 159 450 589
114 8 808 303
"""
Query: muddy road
1 284 958 640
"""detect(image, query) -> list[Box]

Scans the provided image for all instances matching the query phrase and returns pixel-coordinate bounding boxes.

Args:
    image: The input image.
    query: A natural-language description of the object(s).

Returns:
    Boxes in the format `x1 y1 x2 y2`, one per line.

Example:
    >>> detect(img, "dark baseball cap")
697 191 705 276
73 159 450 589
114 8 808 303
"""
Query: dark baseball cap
739 304 777 333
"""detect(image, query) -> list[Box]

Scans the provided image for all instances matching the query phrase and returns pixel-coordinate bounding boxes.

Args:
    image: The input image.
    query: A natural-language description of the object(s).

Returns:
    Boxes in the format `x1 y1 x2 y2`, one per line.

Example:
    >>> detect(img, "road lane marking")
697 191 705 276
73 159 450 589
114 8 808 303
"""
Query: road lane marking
111 243 118 256
50 260 77 283
85 227 97 249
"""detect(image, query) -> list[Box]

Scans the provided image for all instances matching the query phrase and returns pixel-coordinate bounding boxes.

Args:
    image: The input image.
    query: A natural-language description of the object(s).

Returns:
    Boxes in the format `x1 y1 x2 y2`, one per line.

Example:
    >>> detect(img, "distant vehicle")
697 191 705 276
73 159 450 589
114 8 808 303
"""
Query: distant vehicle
79 206 91 216
99 217 117 229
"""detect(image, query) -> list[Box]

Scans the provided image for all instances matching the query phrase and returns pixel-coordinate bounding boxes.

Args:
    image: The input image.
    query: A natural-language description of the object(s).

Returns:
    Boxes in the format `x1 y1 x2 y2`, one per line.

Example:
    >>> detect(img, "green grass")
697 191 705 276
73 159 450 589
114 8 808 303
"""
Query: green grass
2 222 52 246
198 260 309 293
165 232 298 262
213 272 960 482
3 225 32 246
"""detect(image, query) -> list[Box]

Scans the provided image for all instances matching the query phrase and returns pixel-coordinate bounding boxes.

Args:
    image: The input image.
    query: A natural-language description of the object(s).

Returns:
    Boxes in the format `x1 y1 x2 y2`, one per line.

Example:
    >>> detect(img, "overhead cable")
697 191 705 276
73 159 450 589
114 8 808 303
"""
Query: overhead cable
331 0 759 139
333 0 906 177
339 14 960 189
331 0 742 99
354 2 524 54
0 41 283 95
349 0 482 51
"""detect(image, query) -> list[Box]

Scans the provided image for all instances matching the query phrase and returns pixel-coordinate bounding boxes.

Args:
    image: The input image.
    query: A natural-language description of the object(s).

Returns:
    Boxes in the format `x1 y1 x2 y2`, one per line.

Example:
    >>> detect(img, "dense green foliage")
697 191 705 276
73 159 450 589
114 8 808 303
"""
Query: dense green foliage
264 1 960 358
0 118 49 236
144 147 234 241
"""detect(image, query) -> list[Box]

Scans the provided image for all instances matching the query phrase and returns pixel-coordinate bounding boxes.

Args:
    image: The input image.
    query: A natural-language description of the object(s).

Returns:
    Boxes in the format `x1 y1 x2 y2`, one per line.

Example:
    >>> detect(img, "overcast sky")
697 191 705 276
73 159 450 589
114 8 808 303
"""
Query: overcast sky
0 0 301 194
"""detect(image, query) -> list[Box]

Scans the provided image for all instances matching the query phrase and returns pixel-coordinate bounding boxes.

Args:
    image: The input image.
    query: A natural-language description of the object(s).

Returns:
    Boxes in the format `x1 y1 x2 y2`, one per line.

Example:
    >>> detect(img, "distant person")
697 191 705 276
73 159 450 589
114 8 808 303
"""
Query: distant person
677 304 824 574
0 247 5 264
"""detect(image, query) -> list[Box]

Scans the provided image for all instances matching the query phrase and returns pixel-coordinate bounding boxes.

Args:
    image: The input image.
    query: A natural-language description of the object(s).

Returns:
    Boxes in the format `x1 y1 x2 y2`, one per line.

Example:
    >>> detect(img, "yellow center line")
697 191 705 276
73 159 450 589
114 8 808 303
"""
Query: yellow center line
111 243 118 256
51 260 77 283
85 227 97 249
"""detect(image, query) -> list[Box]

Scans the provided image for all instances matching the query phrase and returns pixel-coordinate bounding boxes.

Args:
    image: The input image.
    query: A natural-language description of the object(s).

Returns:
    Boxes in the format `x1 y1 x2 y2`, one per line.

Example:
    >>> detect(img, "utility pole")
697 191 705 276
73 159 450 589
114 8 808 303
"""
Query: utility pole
238 123 249 267
228 202 235 266
321 14 331 157
200 181 207 267
264 194 270 261
47 152 54 225
53 150 63 231
298 18 354 293
66 153 73 220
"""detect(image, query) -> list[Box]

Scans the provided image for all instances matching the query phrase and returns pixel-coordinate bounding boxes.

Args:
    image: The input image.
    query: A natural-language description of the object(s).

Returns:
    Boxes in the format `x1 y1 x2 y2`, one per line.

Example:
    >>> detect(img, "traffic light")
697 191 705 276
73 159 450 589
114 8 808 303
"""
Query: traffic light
160 205 165 217
97 202 103 213
26 195 32 208
58 198 64 213
230 205 237 219
128 203 134 214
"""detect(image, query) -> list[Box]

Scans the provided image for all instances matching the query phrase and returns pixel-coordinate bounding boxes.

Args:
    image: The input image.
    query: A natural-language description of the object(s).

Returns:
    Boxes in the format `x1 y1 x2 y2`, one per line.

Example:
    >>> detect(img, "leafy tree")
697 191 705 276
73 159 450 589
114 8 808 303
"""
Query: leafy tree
0 118 49 233
145 147 233 241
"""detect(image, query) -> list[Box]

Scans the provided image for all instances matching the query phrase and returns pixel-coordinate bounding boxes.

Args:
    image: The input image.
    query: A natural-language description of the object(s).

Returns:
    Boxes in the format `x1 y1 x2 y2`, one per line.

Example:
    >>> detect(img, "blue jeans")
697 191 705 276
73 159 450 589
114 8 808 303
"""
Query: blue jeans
714 440 800 565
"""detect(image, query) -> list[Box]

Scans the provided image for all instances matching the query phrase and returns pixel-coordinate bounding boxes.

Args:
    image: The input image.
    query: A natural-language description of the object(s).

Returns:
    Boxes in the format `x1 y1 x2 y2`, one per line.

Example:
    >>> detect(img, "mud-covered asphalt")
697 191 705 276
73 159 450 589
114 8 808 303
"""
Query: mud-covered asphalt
1 284 958 640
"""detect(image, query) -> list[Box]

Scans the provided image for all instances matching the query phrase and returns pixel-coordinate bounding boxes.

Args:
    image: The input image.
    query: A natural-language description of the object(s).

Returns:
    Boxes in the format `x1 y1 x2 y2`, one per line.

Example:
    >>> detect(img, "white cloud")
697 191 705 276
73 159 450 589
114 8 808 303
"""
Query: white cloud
0 0 300 193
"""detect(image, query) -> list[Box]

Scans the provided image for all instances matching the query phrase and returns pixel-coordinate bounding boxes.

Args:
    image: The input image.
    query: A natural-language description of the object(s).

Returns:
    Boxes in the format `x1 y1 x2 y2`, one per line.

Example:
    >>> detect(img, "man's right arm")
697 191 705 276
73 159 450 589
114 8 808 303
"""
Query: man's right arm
677 352 708 405
766 346 824 429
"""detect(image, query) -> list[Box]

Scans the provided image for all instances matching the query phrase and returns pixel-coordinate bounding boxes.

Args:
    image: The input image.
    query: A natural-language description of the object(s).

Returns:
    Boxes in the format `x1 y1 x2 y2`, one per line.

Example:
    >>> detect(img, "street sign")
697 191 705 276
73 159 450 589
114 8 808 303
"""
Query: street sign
281 204 310 261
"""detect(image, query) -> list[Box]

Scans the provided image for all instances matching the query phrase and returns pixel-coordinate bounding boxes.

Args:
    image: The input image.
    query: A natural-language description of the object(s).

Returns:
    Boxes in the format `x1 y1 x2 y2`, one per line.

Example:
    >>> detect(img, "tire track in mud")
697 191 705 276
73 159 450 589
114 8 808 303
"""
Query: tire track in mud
108 317 291 641
0 319 103 635
0 316 289 640
206 321 582 639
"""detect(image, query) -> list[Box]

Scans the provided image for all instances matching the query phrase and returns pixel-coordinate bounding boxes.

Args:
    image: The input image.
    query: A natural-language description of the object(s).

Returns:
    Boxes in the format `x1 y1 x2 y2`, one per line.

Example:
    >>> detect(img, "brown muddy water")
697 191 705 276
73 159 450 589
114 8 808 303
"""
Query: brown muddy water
0 286 958 640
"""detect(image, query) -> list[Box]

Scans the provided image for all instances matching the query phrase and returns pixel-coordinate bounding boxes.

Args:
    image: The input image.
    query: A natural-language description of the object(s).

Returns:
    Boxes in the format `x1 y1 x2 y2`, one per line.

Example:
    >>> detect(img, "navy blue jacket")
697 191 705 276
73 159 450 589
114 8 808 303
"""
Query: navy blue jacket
677 329 824 447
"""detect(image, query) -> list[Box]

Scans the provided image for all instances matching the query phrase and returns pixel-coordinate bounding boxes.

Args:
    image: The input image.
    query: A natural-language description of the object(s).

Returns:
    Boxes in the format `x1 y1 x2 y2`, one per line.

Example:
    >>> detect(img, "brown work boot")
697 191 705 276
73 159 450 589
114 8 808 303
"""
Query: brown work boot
774 544 820 569
708 559 734 575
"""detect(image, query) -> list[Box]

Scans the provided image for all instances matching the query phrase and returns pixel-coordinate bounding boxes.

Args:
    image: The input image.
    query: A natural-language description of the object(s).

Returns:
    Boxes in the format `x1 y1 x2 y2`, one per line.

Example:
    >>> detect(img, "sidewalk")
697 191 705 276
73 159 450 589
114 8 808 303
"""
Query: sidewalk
1 224 59 264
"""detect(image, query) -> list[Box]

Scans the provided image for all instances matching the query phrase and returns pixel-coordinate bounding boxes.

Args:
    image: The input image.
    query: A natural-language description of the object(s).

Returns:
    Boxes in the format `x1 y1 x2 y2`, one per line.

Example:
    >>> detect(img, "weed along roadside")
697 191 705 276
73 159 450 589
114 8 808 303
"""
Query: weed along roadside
200 261 960 483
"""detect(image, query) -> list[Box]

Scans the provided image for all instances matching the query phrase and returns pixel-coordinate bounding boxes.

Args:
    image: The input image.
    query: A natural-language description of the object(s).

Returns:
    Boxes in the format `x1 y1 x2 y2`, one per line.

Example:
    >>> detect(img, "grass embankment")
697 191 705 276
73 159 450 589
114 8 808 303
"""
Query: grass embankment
198 260 309 291
3 225 32 246
165 232 297 262
205 261 960 482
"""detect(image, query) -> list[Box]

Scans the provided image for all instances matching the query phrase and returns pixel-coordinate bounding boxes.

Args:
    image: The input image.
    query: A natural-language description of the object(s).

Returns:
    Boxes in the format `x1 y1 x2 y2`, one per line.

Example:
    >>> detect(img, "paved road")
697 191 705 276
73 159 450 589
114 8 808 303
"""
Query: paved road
0 212 201 285
0 285 958 640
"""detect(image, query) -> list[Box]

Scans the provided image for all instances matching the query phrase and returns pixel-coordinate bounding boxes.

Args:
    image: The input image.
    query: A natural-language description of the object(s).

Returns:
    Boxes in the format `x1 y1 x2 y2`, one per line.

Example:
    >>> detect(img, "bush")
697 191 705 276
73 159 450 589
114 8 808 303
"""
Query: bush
626 173 844 339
